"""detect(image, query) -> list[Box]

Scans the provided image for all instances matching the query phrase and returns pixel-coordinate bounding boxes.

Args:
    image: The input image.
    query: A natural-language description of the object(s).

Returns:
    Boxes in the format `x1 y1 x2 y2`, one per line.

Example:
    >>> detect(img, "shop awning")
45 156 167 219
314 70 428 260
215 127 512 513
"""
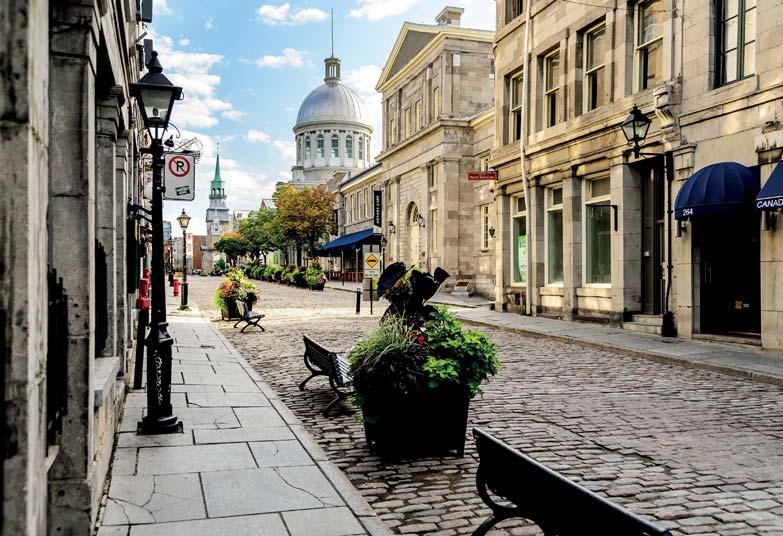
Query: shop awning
756 161 783 211
317 228 378 256
675 162 759 220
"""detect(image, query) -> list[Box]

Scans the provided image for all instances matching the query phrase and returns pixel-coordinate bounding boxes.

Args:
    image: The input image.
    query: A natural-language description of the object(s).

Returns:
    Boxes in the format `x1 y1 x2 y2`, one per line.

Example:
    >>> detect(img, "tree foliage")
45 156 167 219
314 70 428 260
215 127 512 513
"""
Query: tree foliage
213 232 250 266
272 185 336 258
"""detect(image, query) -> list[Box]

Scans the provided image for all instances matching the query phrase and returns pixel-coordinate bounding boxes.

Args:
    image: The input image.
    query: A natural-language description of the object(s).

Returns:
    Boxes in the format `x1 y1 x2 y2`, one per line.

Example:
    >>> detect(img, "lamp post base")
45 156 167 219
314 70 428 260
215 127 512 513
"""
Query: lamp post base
138 414 182 435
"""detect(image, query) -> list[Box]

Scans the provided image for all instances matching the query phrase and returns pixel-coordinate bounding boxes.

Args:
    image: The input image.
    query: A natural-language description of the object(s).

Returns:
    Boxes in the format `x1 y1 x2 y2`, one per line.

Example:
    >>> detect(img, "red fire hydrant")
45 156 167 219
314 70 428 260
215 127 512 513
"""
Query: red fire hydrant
173 278 180 296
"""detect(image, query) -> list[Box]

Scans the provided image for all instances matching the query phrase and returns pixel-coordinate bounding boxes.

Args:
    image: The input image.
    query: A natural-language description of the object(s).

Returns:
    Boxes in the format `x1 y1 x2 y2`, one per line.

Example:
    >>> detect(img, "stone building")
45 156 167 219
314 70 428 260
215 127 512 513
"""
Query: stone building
490 0 783 350
1 0 149 532
377 7 496 296
202 155 231 272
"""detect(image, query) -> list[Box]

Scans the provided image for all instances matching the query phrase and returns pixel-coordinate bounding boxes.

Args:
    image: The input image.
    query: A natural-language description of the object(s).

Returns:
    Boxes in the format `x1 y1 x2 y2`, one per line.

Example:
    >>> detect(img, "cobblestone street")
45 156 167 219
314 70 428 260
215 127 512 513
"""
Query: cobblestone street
189 277 783 536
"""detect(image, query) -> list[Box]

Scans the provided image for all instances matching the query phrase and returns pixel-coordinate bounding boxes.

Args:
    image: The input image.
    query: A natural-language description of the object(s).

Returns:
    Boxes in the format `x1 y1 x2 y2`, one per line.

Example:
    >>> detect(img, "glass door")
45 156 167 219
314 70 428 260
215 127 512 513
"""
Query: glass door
641 161 665 314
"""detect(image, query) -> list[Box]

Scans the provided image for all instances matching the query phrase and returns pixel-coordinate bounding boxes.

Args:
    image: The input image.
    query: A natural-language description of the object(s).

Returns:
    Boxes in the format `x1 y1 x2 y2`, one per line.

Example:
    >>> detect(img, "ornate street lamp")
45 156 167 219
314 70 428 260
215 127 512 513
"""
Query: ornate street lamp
621 105 652 158
177 209 191 310
130 51 183 435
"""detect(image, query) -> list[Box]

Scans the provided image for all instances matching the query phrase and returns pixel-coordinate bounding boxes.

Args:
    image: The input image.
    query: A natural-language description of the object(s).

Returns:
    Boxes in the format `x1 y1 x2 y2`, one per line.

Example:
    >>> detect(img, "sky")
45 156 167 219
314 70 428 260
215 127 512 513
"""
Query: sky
152 0 496 234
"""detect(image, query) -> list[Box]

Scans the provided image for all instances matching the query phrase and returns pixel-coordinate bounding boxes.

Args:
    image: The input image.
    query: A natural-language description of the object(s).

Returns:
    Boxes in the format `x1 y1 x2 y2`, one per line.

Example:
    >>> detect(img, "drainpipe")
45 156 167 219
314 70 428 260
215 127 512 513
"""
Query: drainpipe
519 0 533 315
661 153 677 336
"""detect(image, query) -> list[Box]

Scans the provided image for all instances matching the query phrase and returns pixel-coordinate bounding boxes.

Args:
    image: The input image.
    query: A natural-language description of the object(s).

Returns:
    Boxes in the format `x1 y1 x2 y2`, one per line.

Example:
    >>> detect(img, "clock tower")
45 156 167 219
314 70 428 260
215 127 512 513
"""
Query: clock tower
203 153 231 272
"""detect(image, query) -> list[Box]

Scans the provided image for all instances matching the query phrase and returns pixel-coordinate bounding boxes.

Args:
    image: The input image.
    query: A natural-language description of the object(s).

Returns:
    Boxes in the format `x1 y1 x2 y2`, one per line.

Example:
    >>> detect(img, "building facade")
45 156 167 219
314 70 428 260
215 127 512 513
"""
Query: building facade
202 155 231 272
377 7 497 296
490 0 783 350
1 0 150 532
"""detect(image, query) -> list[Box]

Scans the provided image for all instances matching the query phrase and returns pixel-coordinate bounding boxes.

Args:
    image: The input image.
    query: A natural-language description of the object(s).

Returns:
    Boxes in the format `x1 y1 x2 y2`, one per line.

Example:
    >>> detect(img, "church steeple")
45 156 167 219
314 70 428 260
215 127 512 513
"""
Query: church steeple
210 153 225 199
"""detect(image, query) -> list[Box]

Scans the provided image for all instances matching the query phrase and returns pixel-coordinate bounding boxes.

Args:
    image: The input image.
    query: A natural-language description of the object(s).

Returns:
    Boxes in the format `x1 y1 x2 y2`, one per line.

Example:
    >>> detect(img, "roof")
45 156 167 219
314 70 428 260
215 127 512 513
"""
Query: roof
295 81 368 128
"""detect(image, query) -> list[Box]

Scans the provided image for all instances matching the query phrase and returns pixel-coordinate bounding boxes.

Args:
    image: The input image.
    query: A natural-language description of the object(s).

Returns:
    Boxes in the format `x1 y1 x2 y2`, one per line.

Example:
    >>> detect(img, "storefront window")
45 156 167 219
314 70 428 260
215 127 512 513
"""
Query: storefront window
481 204 490 250
547 187 563 284
512 196 527 283
586 178 611 284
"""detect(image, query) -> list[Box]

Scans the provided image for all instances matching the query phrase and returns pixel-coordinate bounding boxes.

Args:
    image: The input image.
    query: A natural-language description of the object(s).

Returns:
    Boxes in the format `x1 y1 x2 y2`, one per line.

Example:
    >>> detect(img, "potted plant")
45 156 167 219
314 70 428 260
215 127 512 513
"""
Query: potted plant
349 263 499 459
305 264 326 291
214 269 259 320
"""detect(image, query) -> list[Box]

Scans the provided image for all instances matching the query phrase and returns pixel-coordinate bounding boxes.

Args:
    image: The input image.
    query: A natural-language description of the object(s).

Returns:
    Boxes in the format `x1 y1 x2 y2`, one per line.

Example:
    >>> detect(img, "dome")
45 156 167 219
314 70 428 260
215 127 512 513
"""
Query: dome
295 81 368 127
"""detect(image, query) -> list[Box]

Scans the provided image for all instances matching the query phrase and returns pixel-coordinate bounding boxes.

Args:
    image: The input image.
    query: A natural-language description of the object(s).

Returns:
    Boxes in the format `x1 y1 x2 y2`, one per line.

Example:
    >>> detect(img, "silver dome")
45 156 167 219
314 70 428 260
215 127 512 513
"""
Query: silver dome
295 81 368 127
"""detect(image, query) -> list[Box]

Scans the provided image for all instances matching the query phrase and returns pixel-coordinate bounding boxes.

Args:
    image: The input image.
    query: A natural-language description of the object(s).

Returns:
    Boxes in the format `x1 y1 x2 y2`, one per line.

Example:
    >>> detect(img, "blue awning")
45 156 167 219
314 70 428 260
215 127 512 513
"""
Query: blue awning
675 162 759 220
756 161 783 211
317 228 378 255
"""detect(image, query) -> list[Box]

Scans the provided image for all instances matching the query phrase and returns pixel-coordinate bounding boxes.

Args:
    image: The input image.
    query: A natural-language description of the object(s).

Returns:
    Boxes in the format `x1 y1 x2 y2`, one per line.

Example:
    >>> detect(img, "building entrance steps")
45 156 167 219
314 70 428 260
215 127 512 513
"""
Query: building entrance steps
95 293 390 536
452 308 783 387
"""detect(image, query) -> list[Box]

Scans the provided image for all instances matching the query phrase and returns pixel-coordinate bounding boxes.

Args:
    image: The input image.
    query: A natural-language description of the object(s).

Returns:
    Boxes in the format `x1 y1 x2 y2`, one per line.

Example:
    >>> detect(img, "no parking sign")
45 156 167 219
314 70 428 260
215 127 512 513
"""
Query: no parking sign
163 153 196 201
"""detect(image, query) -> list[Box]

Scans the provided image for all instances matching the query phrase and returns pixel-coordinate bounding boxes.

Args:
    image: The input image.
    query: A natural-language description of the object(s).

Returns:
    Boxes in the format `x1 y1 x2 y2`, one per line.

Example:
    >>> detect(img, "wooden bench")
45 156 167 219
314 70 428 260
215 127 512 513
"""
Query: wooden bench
300 335 353 416
471 428 672 536
233 301 265 333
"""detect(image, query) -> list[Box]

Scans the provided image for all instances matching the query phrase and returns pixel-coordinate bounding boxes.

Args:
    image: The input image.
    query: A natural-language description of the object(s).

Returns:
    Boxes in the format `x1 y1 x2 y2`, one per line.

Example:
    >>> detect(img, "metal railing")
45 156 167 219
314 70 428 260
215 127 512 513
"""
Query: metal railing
46 267 69 448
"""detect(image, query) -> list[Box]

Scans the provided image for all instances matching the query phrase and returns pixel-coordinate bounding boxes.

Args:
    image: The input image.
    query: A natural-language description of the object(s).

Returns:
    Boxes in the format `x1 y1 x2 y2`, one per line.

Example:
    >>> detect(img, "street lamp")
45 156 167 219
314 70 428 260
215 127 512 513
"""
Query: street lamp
130 50 183 435
177 209 191 310
621 105 652 158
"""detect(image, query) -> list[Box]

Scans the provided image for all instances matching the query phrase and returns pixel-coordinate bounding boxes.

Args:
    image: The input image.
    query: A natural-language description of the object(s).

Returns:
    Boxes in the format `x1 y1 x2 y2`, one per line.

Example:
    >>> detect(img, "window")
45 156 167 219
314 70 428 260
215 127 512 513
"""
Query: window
546 187 564 284
479 154 490 171
429 164 439 189
506 0 524 24
305 136 312 160
508 71 524 142
316 134 324 158
346 135 354 159
404 107 412 137
296 137 302 161
430 209 438 252
544 51 560 127
365 188 371 218
584 24 606 112
331 134 339 158
389 119 396 146
358 189 364 219
716 0 756 86
512 196 527 283
348 194 354 223
352 195 358 223
481 204 490 250
415 100 422 131
358 136 365 160
635 0 664 90
433 87 441 119
585 178 612 284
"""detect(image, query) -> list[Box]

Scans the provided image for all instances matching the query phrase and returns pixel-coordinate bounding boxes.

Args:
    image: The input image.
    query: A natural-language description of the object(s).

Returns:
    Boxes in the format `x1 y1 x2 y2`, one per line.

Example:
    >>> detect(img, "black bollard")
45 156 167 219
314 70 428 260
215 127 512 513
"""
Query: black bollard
133 307 149 389
355 288 361 315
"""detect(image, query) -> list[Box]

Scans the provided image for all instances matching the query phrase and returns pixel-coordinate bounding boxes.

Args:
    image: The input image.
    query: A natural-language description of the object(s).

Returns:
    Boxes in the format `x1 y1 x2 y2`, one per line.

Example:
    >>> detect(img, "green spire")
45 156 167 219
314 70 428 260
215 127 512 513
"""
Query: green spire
210 153 225 199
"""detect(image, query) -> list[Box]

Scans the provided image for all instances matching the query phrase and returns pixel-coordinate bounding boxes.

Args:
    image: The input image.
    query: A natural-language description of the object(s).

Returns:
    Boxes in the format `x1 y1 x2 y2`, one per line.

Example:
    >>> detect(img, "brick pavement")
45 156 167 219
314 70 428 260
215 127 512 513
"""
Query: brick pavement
189 277 783 536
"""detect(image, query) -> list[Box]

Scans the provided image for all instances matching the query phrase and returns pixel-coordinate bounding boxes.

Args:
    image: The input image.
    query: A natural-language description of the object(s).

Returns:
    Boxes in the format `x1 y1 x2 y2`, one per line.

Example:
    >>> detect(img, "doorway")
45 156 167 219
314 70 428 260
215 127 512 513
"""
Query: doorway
695 212 761 336
640 160 666 315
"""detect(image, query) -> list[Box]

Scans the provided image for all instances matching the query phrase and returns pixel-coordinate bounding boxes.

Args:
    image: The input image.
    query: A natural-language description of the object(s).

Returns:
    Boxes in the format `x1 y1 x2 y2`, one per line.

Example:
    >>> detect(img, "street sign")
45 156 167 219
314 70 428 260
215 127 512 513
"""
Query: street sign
373 190 383 227
468 171 497 180
362 245 382 279
163 153 196 201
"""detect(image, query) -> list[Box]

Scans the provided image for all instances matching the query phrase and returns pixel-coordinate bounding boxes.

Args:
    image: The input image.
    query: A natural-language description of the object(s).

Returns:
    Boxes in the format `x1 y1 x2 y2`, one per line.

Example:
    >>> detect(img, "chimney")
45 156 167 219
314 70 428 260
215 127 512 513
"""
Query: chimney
436 6 464 27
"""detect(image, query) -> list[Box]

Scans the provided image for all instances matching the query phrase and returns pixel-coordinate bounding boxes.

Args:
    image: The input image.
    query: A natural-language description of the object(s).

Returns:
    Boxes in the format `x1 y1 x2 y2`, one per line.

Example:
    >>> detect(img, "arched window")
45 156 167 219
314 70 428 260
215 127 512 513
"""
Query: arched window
346 135 354 159
316 134 324 158
331 134 339 158
305 136 311 160
296 137 302 161
358 136 365 160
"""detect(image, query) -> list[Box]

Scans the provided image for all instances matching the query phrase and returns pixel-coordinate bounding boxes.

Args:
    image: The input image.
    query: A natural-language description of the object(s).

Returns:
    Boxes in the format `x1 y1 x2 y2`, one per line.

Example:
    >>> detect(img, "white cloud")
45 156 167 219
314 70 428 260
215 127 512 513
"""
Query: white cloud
255 48 306 69
344 64 383 158
178 37 190 46
273 140 296 160
256 3 329 25
349 0 418 21
222 110 246 121
204 17 215 30
247 130 272 143
154 0 172 15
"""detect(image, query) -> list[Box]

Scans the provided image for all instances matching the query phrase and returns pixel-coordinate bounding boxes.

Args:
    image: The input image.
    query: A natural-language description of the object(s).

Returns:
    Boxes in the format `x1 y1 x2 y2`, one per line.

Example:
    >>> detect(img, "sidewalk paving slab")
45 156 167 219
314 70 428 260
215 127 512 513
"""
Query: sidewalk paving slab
454 307 783 386
95 295 391 536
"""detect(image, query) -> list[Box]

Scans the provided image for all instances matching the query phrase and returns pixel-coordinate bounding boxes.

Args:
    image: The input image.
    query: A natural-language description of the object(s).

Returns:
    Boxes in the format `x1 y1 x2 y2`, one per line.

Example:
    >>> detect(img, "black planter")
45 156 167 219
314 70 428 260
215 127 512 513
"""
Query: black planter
309 280 325 291
221 298 241 321
361 384 470 459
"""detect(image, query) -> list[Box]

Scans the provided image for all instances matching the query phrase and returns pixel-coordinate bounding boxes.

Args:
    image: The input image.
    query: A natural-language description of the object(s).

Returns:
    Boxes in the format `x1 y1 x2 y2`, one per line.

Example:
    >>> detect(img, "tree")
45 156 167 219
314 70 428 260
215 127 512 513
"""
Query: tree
214 232 250 266
272 185 335 263
237 209 276 260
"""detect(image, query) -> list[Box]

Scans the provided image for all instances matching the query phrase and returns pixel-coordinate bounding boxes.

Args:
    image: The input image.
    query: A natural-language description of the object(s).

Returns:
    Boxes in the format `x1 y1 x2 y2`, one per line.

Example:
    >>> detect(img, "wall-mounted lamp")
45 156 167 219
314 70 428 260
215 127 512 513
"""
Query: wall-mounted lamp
676 219 688 237
416 213 425 228
488 226 496 238
388 221 396 234
762 211 777 232
621 105 652 159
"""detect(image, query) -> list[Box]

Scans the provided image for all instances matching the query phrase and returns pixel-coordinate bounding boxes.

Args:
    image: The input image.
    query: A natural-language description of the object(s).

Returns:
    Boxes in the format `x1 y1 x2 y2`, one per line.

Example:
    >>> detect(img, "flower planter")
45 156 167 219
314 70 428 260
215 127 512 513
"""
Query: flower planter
220 298 241 321
361 384 470 459
309 280 325 291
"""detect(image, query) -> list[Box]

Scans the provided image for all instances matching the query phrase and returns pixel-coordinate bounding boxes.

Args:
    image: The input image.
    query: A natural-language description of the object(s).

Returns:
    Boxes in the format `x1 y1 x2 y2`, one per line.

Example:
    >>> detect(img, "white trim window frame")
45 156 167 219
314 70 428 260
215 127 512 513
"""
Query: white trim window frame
583 177 612 286
305 136 312 160
508 71 524 143
511 195 527 285
346 135 354 159
481 204 490 250
545 186 564 285
316 134 325 158
544 50 560 128
634 0 664 92
583 23 607 113
716 0 756 86
331 134 339 158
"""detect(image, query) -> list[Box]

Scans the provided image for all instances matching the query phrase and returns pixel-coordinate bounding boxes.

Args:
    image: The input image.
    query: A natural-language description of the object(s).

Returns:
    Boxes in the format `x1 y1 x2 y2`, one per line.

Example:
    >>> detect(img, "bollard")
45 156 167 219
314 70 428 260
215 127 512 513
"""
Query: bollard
181 282 188 309
133 280 151 390
355 288 361 315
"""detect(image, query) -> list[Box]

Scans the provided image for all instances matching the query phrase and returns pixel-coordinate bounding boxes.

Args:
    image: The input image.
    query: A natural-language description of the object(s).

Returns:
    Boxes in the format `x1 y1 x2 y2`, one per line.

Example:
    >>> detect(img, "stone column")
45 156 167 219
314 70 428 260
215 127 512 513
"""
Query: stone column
672 147 695 337
494 185 509 309
529 184 546 315
562 174 582 320
610 159 642 326
441 158 461 276
115 131 131 373
47 3 98 533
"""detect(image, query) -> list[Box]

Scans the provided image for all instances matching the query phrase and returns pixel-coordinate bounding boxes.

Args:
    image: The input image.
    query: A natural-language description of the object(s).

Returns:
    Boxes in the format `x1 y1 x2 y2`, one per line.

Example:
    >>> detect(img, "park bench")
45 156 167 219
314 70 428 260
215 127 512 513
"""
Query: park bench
233 301 266 333
300 335 353 416
471 428 672 536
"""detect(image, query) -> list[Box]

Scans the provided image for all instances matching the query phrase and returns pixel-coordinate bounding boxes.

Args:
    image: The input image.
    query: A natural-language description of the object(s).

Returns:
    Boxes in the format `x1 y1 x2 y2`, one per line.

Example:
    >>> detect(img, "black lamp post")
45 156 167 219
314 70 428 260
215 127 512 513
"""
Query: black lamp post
621 105 652 158
177 209 191 309
130 51 183 435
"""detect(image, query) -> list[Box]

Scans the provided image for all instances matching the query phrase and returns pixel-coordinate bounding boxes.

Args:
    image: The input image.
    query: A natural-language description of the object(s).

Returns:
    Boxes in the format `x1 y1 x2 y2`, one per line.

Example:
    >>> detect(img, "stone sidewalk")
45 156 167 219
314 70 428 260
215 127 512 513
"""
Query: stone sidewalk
95 296 390 536
453 308 783 386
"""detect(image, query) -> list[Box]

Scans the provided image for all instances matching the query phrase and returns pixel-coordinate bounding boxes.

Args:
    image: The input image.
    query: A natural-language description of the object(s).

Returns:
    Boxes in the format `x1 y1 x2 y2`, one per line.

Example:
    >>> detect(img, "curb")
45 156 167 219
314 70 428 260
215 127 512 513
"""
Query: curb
456 316 783 388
